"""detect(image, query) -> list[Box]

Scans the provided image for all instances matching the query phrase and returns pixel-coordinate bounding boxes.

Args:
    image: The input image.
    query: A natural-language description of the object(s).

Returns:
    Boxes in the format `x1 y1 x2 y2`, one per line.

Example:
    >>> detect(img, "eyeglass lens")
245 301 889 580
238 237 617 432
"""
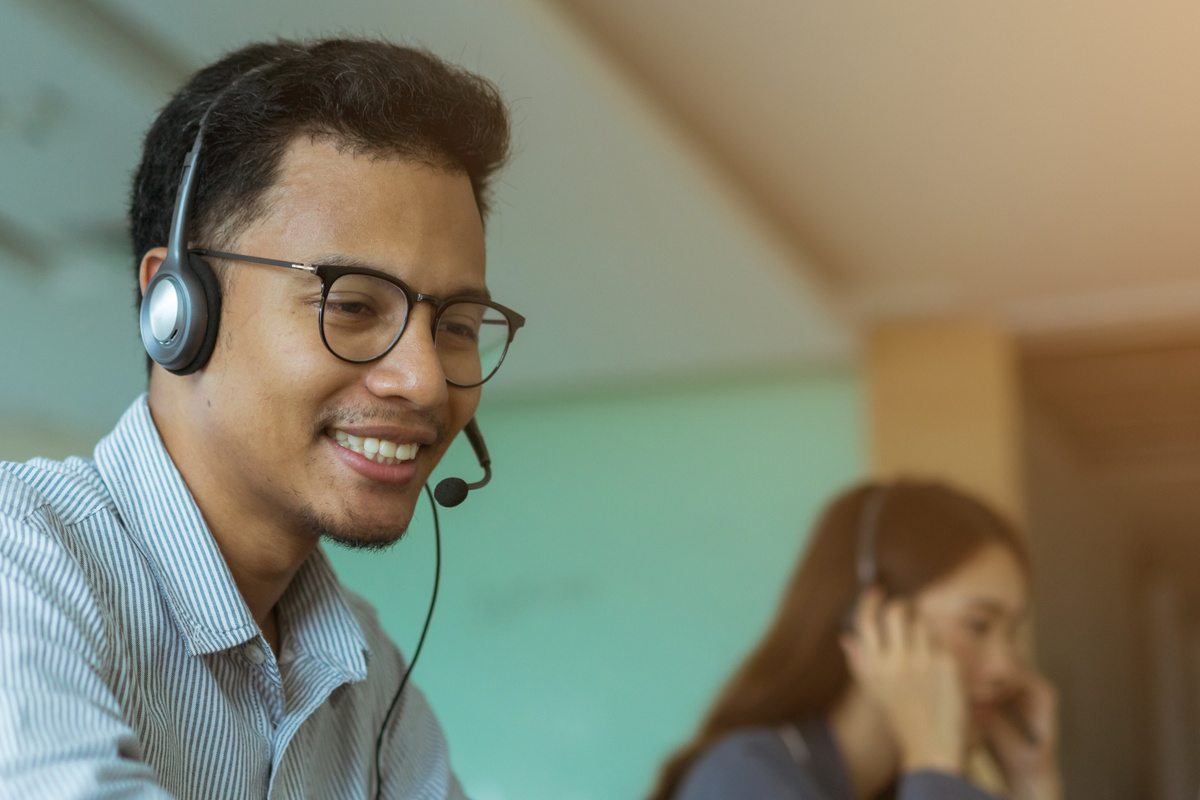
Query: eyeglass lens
321 273 511 386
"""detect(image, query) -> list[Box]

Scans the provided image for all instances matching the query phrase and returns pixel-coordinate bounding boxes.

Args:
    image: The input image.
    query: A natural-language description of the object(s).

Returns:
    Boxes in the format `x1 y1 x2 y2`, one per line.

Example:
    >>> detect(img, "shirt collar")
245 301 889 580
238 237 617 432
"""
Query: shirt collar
278 547 370 681
94 394 258 655
94 395 370 676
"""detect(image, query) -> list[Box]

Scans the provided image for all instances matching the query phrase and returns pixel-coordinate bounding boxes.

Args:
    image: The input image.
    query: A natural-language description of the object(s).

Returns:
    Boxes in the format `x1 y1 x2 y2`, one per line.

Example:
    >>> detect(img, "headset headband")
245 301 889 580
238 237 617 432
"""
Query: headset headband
140 62 275 375
855 485 890 587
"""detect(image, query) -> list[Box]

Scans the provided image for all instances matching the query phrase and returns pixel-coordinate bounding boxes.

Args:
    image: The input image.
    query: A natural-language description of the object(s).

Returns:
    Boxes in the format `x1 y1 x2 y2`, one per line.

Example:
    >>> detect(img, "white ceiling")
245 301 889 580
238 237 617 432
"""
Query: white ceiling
13 1 1197 436
553 0 1200 331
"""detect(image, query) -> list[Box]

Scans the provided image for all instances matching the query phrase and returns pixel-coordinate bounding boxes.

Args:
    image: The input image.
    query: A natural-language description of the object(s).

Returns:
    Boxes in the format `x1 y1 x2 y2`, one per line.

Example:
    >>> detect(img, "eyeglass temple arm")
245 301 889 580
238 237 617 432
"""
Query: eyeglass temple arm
190 249 317 274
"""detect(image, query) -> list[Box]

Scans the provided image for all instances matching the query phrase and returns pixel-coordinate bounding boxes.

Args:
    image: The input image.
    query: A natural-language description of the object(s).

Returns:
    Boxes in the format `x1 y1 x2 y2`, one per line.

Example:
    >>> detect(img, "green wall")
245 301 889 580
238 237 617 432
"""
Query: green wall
327 368 864 800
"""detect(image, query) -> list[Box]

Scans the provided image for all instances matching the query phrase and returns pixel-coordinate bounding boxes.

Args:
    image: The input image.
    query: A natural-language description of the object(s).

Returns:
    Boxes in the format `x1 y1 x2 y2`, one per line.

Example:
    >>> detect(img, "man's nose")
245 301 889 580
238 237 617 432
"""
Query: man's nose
363 305 449 409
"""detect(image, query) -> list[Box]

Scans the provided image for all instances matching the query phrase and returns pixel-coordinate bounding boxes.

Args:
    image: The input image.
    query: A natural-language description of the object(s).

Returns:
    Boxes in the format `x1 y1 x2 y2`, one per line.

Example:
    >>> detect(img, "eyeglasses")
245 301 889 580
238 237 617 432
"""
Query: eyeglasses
192 249 525 388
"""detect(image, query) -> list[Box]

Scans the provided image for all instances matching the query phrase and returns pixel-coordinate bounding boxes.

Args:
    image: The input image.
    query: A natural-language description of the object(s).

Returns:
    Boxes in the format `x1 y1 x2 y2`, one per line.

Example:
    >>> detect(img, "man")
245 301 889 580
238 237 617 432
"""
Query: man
0 38 523 798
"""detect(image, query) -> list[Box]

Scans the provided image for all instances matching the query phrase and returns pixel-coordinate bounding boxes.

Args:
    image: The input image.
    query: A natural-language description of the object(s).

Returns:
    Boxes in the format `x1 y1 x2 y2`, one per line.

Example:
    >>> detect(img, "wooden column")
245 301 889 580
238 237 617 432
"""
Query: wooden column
866 318 1023 521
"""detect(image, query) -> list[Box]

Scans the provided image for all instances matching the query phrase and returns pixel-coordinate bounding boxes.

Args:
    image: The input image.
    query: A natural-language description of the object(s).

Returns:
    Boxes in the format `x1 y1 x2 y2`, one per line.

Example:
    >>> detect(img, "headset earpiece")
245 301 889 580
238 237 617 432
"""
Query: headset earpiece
179 251 222 374
139 107 216 375
139 248 219 374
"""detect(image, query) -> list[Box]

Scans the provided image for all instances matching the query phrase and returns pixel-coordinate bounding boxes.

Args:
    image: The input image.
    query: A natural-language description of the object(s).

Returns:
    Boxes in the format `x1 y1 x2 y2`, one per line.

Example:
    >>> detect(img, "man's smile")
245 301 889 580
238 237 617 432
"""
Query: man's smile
327 427 421 465
323 421 441 485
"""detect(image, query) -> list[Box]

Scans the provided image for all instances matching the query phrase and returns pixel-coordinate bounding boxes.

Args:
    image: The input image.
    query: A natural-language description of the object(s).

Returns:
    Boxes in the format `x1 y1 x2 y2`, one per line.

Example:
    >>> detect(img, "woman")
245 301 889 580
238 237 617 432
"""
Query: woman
648 481 1062 800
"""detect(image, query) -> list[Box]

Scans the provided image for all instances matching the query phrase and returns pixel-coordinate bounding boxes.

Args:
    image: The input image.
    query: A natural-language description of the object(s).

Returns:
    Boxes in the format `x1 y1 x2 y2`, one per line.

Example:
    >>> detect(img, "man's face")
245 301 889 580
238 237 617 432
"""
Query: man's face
183 137 485 547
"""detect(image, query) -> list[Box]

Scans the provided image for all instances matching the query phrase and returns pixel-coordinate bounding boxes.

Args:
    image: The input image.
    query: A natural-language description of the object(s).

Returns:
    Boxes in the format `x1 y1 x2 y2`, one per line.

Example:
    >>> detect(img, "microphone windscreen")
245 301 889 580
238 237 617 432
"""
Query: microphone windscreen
434 477 469 508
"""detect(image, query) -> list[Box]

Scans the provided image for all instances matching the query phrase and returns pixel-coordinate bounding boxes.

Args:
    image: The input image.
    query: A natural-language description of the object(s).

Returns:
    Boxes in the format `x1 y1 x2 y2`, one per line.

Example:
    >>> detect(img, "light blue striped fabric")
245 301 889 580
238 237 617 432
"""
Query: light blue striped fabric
0 395 466 799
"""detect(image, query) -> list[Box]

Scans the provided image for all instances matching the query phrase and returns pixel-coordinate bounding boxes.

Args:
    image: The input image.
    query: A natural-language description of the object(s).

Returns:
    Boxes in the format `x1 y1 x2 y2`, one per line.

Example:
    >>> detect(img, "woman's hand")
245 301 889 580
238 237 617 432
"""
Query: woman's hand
982 671 1063 800
841 587 969 775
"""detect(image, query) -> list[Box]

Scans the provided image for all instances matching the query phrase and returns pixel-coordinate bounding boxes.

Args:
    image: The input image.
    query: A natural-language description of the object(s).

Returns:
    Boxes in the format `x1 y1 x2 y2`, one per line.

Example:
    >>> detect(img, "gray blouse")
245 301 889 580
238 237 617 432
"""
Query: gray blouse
673 720 998 800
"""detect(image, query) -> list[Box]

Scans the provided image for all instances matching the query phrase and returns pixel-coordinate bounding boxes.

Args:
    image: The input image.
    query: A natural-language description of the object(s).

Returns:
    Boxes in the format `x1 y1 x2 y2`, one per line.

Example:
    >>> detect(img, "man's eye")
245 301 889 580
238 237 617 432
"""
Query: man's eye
438 320 479 342
325 294 377 318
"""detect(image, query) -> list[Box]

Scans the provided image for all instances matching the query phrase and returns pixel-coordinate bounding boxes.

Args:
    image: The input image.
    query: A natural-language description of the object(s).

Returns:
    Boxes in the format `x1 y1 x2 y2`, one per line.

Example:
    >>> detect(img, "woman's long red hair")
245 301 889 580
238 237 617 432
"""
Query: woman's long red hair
646 480 1029 800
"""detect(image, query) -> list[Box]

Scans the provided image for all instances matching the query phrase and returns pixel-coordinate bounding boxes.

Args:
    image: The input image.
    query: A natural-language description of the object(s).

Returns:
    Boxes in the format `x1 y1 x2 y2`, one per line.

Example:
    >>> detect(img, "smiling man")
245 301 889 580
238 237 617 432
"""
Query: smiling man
0 39 522 798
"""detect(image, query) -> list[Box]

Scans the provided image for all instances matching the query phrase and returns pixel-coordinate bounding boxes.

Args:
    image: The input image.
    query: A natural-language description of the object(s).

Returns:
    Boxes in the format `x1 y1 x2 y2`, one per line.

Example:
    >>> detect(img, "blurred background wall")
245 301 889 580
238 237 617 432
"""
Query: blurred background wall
4 1 1200 798
336 372 862 799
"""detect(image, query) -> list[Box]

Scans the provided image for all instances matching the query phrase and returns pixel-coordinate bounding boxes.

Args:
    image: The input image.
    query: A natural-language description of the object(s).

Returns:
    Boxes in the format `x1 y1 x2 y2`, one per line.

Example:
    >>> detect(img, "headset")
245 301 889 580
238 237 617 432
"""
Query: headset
855 485 890 590
434 419 491 507
842 484 891 633
137 67 267 375
139 67 499 795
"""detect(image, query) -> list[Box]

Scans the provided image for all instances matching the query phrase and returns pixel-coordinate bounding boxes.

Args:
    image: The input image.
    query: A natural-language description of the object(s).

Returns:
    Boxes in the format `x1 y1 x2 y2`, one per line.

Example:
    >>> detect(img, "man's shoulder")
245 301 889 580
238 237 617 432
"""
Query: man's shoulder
0 455 112 528
0 455 121 605
0 457 119 657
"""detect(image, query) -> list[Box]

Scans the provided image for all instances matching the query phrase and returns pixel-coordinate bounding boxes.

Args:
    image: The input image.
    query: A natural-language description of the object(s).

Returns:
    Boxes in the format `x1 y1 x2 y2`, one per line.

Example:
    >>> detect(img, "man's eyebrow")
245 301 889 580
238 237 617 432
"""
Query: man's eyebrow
310 253 491 299
439 284 492 301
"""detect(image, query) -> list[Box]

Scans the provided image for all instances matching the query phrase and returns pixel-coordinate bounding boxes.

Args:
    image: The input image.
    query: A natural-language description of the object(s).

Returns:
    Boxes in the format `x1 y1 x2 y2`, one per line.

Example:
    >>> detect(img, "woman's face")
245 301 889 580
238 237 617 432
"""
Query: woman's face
915 543 1030 730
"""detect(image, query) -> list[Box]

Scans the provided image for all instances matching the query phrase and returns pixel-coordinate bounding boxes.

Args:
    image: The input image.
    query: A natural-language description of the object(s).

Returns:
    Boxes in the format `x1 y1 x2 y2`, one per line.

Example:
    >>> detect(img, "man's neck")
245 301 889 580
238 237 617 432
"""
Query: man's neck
260 605 281 656
147 390 316 641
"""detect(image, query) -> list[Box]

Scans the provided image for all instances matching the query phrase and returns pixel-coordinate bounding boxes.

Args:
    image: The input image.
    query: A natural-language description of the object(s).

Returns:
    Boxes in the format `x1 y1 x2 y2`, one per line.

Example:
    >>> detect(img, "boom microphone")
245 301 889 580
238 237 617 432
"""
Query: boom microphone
434 418 491 507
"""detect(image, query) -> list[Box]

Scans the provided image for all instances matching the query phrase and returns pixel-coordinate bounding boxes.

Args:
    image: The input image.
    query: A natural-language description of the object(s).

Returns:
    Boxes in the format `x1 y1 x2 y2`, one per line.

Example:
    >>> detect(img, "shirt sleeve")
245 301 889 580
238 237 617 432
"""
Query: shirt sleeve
898 770 1000 800
0 508 175 799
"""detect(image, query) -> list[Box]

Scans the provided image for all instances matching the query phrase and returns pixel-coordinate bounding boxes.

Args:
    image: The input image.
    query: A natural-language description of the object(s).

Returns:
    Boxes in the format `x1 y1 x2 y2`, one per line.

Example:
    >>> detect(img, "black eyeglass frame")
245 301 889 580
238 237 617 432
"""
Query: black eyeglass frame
192 248 526 388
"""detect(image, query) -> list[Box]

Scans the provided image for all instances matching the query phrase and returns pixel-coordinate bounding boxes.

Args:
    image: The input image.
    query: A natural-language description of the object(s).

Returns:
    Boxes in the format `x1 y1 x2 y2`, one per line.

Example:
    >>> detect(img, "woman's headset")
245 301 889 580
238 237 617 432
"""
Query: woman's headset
842 484 891 632
855 485 890 589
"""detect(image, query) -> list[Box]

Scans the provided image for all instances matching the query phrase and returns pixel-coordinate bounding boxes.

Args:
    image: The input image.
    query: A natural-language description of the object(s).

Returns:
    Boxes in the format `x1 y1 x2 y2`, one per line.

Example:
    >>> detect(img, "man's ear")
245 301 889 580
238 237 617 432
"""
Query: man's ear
138 247 169 296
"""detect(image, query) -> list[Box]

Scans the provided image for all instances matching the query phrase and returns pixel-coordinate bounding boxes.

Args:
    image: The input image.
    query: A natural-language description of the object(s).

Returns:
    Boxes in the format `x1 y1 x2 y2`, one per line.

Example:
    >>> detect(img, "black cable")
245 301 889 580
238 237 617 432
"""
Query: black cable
373 482 442 800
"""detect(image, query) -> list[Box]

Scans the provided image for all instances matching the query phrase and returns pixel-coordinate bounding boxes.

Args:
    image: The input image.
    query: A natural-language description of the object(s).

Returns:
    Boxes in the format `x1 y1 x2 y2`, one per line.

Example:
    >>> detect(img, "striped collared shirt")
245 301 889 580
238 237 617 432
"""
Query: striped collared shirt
0 395 465 799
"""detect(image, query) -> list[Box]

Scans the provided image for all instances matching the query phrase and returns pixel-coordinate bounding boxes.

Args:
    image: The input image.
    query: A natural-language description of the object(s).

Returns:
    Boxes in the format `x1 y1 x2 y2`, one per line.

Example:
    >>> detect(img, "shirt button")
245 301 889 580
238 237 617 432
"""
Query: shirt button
246 643 266 666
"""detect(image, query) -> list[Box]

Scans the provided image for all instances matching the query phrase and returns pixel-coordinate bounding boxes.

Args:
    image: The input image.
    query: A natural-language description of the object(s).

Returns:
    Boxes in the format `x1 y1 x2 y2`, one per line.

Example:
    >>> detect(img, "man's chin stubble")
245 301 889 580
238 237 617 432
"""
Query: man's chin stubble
299 506 409 552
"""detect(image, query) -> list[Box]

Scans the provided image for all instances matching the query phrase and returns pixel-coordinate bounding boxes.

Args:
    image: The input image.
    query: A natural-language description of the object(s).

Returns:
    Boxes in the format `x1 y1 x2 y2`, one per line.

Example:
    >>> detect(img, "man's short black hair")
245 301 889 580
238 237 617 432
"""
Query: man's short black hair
130 36 511 294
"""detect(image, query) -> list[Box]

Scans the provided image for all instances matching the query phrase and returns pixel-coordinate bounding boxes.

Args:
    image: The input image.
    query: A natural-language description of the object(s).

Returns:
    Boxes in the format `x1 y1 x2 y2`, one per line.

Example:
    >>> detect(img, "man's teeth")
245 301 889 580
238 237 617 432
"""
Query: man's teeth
329 429 419 465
